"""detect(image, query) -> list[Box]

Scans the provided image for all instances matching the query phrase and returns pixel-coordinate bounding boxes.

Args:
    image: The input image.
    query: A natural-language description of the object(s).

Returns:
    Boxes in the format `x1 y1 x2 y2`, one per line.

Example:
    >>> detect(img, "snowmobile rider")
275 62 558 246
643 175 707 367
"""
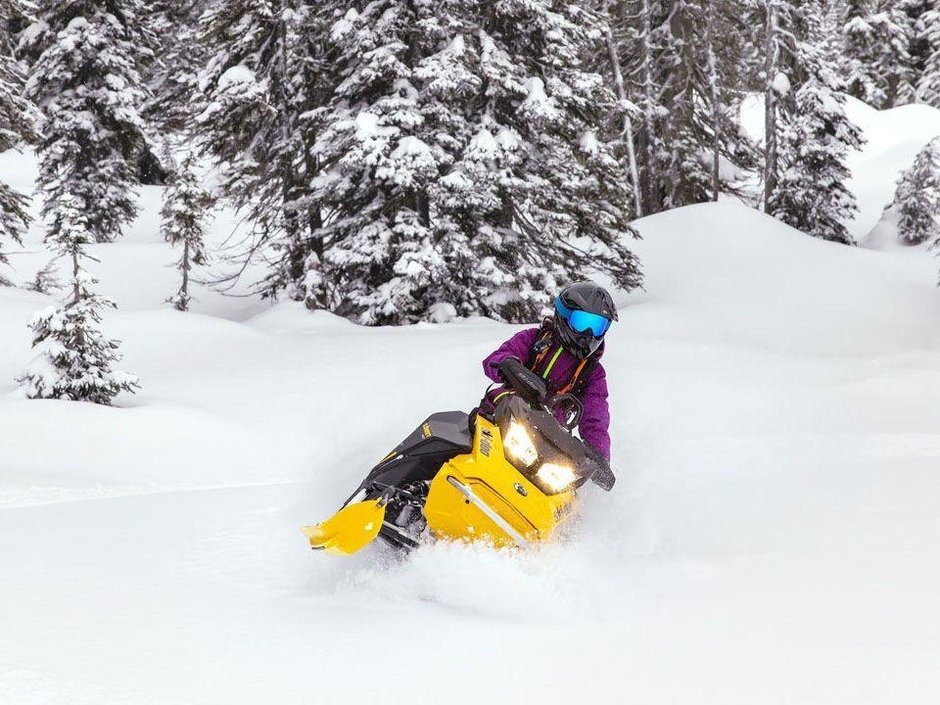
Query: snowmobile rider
479 281 616 461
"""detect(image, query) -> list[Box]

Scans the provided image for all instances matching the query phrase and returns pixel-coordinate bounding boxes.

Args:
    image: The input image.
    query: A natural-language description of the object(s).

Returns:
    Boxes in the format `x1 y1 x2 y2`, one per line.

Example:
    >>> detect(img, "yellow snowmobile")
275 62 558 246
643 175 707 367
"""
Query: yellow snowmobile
302 362 615 554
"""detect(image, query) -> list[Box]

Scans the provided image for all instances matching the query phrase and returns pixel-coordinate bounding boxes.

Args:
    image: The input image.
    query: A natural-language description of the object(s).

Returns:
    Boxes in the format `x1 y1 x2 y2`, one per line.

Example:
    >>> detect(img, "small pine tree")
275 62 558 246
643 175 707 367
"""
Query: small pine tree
17 195 139 404
893 138 940 245
0 181 29 286
160 151 210 311
22 260 61 294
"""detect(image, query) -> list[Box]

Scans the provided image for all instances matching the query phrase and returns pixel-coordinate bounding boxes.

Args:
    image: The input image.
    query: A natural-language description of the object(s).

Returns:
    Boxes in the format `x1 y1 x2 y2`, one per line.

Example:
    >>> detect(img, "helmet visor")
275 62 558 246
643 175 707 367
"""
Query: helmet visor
556 299 612 337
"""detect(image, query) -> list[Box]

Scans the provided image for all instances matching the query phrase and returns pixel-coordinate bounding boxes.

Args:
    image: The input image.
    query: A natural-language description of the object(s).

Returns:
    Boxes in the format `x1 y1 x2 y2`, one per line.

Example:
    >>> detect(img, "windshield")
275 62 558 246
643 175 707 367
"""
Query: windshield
494 396 607 490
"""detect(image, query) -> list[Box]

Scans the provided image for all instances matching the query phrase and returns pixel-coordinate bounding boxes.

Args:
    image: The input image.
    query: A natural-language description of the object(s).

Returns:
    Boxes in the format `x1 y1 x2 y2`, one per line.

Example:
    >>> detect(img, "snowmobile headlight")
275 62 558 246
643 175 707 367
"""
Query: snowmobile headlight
536 463 577 493
503 421 538 468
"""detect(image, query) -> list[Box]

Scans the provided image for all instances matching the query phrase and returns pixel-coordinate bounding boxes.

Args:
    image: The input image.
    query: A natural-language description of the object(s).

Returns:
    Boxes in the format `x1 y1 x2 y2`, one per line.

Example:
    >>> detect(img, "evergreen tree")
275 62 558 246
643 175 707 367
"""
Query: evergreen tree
22 0 152 243
160 150 210 311
661 0 759 208
842 0 885 105
875 2 916 106
196 0 328 302
598 0 643 216
762 0 864 243
842 0 913 108
309 0 641 324
23 260 61 295
17 195 139 404
142 0 212 134
627 0 666 214
915 5 940 107
607 0 758 215
770 77 863 244
0 0 39 285
893 137 940 245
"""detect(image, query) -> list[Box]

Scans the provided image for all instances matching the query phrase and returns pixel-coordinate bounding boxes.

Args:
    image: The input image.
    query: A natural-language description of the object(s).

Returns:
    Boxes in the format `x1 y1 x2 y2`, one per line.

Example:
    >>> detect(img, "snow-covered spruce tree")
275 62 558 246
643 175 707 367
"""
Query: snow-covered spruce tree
142 0 213 135
597 0 643 216
914 4 940 107
620 0 666 215
160 150 210 311
22 0 152 243
603 0 758 214
0 0 39 285
892 137 940 245
17 195 138 404
761 0 864 244
196 0 330 303
657 0 759 208
841 0 913 109
23 260 61 294
769 77 863 244
310 0 641 324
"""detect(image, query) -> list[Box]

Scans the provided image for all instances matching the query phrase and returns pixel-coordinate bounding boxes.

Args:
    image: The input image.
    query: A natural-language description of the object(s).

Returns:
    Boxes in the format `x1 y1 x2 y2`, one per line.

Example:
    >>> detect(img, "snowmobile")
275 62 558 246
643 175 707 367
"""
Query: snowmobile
301 362 616 554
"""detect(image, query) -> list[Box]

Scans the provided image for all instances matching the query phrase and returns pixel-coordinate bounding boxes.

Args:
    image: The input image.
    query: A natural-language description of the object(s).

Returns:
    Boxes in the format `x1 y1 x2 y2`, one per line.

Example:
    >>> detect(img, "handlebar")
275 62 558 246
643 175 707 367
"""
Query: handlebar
497 358 584 430
497 357 547 406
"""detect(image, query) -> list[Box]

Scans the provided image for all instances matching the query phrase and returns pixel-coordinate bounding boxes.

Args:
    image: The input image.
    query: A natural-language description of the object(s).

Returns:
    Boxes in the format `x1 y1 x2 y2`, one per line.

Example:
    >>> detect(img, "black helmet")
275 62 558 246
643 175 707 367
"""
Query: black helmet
553 281 618 360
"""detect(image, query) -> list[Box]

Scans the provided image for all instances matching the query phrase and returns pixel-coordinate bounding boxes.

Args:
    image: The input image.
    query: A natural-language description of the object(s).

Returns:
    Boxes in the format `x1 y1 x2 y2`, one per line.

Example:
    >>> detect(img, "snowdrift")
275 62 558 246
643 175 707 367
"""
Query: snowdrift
2 194 940 703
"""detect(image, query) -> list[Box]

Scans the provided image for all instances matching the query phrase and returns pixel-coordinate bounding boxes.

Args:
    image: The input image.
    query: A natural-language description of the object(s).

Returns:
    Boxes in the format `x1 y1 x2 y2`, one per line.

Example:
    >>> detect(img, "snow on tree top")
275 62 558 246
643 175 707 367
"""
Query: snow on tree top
217 65 256 90
331 9 358 41
772 72 791 97
354 112 392 141
467 128 499 160
495 127 521 152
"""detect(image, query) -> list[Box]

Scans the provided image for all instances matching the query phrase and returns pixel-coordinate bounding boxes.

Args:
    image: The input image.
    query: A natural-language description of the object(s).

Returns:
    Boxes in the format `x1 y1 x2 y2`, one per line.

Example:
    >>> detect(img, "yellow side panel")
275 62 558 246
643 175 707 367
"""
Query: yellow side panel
423 416 574 546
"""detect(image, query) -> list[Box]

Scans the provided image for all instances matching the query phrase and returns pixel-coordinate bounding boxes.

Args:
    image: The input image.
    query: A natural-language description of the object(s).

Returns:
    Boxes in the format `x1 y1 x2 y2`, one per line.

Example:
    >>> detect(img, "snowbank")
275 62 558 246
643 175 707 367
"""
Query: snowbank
2 158 940 702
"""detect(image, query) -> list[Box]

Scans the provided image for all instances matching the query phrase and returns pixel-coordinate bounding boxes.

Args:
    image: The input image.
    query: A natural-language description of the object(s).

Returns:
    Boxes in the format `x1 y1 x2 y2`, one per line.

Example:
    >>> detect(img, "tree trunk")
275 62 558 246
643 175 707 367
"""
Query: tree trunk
640 0 659 214
604 0 643 217
71 247 80 306
763 0 778 213
303 131 323 258
274 10 305 293
180 238 190 311
706 0 720 202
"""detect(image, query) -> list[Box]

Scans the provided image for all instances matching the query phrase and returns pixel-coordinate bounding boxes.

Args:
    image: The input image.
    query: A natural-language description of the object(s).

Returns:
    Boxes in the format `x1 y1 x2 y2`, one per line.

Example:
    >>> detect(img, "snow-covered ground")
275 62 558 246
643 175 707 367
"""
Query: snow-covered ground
2 111 940 703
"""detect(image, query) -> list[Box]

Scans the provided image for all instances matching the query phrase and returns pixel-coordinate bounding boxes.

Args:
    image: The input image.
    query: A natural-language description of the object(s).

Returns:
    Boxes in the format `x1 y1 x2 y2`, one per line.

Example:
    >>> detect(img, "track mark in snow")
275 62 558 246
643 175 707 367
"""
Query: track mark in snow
0 479 296 510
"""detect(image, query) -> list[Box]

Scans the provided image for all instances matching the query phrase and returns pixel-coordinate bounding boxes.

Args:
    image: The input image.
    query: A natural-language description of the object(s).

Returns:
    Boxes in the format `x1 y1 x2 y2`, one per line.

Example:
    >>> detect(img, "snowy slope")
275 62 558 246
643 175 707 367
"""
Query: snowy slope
3 163 940 705
844 98 940 246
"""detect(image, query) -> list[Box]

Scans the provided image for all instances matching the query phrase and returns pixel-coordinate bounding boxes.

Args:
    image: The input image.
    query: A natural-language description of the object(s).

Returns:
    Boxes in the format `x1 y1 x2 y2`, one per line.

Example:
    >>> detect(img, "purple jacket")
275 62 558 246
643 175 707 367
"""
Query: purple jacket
481 328 612 459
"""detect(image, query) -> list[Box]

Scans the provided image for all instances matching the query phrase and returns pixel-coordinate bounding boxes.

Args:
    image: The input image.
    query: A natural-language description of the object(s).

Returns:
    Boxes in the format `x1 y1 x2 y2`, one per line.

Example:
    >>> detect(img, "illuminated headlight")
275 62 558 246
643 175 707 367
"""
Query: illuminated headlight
536 463 577 493
503 421 538 467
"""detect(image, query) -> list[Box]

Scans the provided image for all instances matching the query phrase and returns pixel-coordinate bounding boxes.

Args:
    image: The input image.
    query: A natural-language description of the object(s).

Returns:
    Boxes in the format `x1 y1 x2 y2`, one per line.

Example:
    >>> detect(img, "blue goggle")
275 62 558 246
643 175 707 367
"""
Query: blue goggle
555 298 612 337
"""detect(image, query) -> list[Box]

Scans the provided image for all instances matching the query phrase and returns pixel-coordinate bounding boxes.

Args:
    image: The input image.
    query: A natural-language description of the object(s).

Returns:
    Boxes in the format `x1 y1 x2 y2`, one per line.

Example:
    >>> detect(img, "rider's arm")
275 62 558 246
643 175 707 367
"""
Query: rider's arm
482 328 540 383
578 363 611 460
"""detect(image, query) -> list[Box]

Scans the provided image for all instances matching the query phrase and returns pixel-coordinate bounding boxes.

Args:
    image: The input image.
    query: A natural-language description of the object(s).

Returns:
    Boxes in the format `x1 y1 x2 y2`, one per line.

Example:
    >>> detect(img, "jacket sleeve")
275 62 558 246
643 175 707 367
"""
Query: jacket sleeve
578 362 611 460
482 328 540 383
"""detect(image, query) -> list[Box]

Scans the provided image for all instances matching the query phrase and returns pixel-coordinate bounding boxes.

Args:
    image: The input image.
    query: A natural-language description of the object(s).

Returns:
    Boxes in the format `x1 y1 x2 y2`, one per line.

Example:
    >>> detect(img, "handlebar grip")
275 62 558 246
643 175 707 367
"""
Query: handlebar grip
497 357 547 405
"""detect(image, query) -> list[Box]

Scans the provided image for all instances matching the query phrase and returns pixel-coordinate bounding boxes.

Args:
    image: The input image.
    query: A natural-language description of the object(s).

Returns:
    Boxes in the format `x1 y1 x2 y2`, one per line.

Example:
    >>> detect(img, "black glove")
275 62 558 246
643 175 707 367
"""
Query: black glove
497 357 547 405
496 356 523 383
585 445 616 492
